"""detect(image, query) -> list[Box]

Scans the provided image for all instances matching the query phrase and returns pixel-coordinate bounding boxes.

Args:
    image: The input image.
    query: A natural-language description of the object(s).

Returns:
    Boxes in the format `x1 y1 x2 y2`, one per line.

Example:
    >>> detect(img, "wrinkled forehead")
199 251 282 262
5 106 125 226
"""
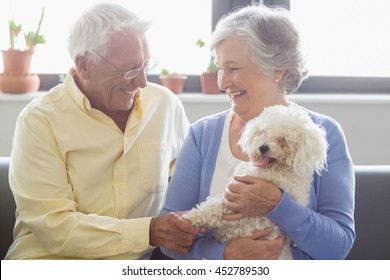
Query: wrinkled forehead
106 32 149 58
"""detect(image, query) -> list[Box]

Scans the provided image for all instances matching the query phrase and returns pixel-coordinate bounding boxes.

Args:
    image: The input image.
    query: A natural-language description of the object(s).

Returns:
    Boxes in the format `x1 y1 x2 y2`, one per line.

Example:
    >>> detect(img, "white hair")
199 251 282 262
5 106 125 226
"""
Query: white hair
68 3 151 65
210 4 308 93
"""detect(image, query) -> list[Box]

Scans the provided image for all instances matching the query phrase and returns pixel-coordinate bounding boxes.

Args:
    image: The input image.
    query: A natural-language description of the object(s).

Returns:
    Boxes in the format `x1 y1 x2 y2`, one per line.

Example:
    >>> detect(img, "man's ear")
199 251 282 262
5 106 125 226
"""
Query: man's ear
75 55 90 79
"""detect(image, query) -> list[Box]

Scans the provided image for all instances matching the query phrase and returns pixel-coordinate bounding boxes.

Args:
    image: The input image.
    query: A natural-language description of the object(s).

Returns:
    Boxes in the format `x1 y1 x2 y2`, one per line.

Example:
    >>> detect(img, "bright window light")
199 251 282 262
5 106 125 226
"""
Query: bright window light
0 0 212 75
290 0 390 77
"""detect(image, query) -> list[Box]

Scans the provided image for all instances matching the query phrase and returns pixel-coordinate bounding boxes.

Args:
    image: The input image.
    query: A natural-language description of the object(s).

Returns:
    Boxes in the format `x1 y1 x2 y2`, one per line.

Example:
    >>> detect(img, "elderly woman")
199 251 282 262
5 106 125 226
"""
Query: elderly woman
159 4 355 260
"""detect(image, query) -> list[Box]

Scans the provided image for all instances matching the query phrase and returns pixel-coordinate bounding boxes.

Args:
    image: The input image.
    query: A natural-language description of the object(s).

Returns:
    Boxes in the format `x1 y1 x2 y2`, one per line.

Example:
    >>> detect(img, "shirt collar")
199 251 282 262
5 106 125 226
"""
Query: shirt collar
64 68 92 112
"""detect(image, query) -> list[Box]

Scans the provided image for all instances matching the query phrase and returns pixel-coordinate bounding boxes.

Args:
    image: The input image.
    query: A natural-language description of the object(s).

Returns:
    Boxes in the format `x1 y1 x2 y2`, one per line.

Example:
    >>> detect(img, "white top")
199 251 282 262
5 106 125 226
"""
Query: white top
209 110 242 196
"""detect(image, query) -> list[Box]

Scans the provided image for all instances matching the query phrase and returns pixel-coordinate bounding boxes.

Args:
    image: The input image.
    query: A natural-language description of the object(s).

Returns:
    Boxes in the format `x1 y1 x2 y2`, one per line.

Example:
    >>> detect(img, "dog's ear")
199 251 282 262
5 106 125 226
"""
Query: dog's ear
310 125 328 174
238 117 261 154
293 123 328 176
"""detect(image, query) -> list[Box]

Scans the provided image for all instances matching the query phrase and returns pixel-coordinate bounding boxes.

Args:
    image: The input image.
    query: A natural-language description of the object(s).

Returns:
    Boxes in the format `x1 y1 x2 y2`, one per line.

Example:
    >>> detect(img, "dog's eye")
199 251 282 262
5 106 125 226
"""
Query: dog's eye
277 137 287 147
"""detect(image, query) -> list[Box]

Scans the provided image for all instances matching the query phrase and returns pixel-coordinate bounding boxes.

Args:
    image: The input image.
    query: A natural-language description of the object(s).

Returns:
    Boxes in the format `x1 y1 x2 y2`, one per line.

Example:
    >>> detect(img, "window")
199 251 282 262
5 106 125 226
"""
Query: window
290 0 390 78
1 0 389 93
0 0 212 75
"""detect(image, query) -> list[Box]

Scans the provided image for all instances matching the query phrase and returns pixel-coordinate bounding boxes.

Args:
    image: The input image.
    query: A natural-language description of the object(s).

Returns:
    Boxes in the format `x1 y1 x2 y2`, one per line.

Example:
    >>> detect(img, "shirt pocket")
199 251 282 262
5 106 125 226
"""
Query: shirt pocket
137 142 172 193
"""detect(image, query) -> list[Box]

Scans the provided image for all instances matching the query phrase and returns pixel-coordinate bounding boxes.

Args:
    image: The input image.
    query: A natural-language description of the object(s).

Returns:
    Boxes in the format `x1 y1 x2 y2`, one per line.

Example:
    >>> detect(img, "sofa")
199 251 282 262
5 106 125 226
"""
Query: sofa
1 156 389 259
0 157 16 260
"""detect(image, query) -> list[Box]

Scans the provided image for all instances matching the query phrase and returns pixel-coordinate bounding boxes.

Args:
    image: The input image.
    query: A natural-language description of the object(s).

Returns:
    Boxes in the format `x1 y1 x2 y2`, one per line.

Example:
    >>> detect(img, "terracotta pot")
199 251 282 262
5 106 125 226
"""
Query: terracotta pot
0 74 40 93
1 49 40 93
159 75 187 94
200 72 220 94
2 49 34 75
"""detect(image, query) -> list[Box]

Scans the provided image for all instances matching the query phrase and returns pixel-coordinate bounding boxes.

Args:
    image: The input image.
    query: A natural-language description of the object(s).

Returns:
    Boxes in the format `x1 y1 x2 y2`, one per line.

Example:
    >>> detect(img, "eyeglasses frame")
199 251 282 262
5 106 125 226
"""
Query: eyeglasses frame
93 51 157 80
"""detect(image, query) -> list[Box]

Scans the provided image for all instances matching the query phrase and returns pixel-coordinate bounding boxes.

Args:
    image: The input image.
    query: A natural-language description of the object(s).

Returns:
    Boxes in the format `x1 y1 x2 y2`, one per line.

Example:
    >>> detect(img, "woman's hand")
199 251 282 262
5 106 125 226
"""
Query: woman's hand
149 212 201 254
223 175 283 220
224 228 286 259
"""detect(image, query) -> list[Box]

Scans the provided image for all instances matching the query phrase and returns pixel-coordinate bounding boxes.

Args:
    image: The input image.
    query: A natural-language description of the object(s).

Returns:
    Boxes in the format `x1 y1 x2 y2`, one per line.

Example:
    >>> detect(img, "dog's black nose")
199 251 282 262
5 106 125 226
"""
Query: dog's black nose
259 145 269 154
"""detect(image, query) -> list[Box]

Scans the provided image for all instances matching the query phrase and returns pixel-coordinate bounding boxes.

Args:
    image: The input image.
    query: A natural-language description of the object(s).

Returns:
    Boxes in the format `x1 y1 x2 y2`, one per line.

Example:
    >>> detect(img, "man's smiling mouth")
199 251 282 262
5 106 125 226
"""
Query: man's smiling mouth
120 89 134 95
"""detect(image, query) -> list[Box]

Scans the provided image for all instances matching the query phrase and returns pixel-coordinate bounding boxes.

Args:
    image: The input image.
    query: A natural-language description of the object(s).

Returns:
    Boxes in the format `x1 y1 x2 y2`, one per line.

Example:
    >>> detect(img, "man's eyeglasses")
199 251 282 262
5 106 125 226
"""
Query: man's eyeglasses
93 51 157 80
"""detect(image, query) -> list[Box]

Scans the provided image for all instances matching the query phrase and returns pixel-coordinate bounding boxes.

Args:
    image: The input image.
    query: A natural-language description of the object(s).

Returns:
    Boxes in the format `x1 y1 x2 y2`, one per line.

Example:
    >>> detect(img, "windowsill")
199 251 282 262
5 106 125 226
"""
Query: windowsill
1 91 390 104
0 91 44 101
179 93 390 104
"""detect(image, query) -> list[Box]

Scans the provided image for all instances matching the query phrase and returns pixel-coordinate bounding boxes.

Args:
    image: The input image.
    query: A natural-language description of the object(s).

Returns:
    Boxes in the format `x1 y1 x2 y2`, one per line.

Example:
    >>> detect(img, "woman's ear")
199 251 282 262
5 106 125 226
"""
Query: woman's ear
274 69 286 82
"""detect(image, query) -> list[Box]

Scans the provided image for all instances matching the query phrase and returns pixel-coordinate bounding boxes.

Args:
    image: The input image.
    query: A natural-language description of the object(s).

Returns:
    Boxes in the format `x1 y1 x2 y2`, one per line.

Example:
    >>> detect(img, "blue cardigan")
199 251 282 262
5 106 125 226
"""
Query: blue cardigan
160 108 355 260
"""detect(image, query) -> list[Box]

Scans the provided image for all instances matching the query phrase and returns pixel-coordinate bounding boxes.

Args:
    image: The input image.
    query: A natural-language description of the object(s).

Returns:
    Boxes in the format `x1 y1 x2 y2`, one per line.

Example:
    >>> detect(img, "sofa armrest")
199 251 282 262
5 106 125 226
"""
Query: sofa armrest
346 165 390 259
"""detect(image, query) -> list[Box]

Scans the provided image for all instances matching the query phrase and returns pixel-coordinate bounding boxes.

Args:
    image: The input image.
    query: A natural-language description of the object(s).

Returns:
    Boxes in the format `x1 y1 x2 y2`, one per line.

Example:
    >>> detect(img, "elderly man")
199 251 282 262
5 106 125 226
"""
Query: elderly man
5 3 200 260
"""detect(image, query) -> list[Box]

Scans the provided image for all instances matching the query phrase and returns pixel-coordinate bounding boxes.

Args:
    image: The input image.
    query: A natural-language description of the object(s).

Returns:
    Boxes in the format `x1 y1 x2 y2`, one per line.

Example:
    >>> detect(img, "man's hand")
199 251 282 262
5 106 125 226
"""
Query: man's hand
150 212 201 255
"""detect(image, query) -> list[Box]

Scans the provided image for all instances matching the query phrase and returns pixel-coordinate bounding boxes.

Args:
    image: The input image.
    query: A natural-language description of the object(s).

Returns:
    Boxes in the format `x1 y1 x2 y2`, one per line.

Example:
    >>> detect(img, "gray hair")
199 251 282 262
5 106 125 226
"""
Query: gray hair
210 4 308 93
68 3 151 65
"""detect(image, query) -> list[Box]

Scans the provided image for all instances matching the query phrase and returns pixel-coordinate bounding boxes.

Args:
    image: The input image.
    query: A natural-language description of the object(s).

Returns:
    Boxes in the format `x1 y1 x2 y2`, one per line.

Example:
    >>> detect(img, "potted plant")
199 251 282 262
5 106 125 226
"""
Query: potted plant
159 68 187 94
0 6 45 93
196 39 220 94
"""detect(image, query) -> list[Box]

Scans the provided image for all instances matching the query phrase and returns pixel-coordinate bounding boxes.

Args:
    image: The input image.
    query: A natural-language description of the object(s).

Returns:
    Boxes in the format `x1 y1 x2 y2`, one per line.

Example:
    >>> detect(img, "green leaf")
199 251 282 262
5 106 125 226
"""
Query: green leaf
24 32 45 49
195 39 205 48
8 20 22 49
160 68 170 75
207 57 218 73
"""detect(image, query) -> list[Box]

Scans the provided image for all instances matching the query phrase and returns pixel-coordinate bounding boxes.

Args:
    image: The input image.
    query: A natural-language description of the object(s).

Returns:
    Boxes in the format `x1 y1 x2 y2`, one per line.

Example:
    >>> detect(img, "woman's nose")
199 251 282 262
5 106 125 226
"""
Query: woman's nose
217 69 231 91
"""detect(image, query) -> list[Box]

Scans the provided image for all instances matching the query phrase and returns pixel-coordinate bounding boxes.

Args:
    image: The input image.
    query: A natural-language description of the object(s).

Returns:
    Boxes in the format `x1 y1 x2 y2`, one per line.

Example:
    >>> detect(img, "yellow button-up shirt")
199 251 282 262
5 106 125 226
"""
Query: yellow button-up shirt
6 69 189 259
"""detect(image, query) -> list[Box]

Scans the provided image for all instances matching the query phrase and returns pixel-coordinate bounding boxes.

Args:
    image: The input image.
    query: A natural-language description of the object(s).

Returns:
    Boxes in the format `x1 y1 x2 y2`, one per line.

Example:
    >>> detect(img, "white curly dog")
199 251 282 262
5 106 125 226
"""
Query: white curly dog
182 104 328 259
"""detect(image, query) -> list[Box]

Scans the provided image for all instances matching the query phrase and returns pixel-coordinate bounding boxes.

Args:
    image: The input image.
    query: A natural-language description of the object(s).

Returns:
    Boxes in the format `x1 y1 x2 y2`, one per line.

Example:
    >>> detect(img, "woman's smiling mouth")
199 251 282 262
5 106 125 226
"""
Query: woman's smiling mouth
229 90 246 97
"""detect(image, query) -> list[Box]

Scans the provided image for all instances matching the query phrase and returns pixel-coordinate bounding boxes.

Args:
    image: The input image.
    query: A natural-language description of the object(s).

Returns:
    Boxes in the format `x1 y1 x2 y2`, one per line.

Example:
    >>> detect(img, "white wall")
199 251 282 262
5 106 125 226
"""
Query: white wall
0 92 42 157
1 92 390 165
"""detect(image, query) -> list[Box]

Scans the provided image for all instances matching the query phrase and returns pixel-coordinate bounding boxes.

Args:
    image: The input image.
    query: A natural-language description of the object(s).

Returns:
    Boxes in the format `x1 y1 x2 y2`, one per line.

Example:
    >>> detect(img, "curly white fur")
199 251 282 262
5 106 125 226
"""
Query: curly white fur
182 104 328 259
